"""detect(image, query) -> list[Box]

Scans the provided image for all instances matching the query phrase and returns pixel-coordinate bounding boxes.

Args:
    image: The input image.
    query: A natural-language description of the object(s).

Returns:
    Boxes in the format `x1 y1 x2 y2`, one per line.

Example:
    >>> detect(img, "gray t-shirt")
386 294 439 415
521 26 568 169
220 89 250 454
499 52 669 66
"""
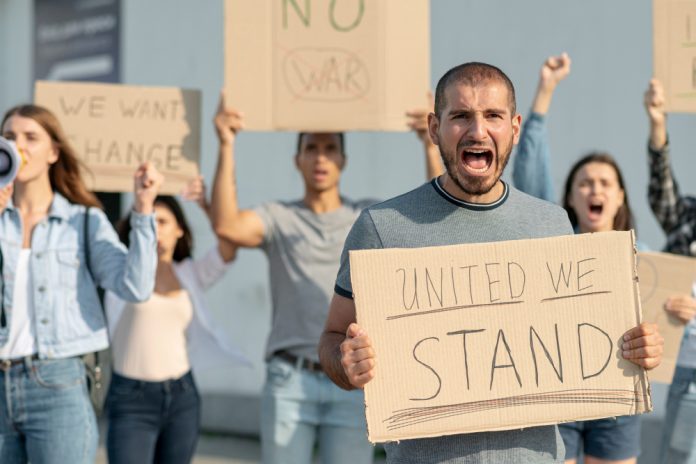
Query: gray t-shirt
335 179 573 464
256 198 375 362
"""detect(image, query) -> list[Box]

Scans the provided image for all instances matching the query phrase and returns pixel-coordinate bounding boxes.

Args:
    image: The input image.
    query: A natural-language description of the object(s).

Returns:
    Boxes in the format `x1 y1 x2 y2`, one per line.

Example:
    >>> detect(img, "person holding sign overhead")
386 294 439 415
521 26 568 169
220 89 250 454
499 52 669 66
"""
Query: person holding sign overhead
211 91 441 464
0 104 162 464
644 78 696 464
319 62 663 463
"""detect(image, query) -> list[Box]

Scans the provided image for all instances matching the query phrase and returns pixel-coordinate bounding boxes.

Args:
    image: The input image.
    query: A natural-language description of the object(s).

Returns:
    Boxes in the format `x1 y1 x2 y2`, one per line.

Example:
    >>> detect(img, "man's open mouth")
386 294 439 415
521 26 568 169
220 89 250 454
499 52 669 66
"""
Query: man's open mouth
461 149 493 174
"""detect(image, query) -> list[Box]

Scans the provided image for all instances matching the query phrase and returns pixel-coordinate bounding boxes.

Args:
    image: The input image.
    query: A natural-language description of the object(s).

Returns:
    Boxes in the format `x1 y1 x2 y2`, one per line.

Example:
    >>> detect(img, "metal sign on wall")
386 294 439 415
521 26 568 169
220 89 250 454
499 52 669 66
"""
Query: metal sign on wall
34 0 120 83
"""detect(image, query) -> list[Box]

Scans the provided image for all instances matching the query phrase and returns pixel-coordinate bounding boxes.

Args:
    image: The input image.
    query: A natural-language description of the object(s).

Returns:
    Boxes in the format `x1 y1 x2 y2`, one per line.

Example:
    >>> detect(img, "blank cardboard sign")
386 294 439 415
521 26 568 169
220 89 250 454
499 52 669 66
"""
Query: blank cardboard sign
637 251 696 383
654 0 696 112
224 0 430 131
34 81 201 194
350 231 651 443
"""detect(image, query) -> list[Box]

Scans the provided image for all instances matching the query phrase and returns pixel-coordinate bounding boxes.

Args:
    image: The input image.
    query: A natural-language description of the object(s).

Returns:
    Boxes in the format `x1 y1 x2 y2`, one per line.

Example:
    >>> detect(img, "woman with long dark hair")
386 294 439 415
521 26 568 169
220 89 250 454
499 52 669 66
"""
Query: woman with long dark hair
0 104 162 463
105 182 249 464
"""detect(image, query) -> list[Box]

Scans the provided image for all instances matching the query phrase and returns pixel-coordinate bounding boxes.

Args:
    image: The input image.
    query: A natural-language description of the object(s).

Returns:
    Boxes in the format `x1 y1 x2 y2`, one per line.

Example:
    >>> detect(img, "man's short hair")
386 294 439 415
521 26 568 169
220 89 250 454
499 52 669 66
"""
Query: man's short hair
434 62 516 117
296 132 346 156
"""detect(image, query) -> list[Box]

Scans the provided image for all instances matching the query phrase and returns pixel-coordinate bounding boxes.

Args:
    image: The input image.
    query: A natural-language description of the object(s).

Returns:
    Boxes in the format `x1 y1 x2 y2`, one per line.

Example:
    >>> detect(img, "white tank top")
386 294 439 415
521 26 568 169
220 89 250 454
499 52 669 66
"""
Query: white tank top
111 290 193 381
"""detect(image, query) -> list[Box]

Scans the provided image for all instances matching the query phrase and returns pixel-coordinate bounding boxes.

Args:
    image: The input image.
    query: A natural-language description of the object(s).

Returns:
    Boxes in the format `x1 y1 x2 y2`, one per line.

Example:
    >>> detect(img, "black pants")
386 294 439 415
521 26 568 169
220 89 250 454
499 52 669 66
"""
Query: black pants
106 371 200 464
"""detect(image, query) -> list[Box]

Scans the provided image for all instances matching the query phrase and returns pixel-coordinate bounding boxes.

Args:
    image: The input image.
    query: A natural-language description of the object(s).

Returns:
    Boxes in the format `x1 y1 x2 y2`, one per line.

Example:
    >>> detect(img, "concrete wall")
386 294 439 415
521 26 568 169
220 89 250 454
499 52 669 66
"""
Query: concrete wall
0 0 691 437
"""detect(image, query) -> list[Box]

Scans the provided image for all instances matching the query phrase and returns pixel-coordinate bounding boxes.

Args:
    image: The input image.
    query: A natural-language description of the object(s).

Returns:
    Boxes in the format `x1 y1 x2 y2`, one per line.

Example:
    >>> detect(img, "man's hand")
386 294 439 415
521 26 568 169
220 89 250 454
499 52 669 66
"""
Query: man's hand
532 53 571 115
644 79 667 150
406 92 434 146
539 53 572 91
621 322 664 370
340 323 376 389
214 91 244 146
664 294 696 324
133 161 164 215
407 92 444 179
0 184 13 212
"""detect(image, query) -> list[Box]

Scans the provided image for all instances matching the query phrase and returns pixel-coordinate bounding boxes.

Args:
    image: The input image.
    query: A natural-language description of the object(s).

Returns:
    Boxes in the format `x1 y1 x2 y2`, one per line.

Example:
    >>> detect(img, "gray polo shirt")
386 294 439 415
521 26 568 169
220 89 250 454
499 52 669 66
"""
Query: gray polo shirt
335 179 572 463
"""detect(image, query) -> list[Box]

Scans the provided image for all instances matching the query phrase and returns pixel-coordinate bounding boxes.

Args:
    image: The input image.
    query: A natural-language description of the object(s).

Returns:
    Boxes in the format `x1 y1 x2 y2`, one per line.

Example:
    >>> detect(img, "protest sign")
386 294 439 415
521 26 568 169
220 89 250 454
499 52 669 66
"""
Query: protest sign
350 231 651 443
224 0 430 131
637 251 696 383
34 81 200 194
654 0 696 112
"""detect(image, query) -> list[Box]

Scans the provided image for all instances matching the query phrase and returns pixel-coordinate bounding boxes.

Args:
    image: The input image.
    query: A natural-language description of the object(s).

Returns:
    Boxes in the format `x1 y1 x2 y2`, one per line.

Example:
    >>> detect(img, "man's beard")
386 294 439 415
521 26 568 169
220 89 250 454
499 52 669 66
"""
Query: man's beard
439 140 512 197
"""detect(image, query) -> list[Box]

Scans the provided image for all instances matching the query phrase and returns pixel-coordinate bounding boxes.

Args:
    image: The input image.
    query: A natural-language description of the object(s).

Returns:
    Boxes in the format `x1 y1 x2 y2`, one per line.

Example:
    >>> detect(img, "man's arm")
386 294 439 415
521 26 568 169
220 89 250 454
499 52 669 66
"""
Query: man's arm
319 293 376 390
407 92 444 180
180 175 237 262
513 53 571 202
210 91 266 248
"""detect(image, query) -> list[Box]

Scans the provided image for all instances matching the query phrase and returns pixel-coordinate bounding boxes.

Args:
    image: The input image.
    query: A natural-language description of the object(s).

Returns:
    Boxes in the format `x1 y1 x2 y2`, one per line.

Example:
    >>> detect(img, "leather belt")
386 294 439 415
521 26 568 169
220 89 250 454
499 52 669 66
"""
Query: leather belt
0 354 40 371
274 350 323 373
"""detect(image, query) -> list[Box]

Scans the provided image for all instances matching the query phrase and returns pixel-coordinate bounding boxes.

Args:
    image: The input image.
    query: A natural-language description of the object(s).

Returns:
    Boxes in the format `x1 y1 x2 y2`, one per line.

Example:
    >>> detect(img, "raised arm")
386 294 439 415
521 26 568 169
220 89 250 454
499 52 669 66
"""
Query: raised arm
90 162 162 302
181 175 237 262
210 91 266 248
319 293 376 390
513 53 571 202
644 78 682 233
407 92 444 180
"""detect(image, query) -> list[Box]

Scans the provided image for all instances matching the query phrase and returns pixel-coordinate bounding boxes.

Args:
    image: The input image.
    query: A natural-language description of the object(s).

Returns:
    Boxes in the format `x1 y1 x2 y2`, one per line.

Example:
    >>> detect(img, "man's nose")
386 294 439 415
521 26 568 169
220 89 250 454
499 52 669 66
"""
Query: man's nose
466 115 487 140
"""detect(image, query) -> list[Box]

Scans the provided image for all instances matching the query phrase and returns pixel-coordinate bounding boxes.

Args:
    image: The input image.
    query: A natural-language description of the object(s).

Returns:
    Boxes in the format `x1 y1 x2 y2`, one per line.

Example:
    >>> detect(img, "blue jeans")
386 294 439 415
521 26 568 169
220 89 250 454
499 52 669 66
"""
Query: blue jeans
260 356 373 464
661 366 696 463
106 371 201 464
0 356 97 464
560 416 640 460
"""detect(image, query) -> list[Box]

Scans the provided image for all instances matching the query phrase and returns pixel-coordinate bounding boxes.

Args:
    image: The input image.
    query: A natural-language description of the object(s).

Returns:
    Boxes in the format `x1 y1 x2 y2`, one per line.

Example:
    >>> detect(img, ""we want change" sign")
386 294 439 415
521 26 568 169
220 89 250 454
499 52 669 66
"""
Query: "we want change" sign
35 81 201 194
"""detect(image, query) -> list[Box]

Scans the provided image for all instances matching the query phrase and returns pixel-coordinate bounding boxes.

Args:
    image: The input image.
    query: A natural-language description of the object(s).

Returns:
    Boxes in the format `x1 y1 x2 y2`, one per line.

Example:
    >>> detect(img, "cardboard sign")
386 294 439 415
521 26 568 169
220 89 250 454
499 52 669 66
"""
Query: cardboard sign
34 81 200 194
638 252 696 383
224 0 430 131
350 231 651 443
654 0 696 112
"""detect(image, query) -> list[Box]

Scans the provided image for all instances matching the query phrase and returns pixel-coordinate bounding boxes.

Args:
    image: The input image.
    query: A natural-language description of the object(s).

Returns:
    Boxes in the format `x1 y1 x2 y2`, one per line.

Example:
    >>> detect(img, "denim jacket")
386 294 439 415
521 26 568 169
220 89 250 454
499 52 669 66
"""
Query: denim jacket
0 193 156 359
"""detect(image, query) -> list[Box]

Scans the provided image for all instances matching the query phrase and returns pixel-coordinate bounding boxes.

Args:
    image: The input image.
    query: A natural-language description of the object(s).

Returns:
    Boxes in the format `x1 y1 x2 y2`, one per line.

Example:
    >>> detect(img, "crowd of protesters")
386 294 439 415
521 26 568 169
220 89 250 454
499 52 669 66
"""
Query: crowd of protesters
0 50 695 464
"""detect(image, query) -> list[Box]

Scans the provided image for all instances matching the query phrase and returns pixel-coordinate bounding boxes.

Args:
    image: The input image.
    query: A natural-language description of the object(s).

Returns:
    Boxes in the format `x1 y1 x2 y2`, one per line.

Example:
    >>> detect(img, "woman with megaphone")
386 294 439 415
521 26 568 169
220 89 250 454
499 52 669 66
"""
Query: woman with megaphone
0 104 163 464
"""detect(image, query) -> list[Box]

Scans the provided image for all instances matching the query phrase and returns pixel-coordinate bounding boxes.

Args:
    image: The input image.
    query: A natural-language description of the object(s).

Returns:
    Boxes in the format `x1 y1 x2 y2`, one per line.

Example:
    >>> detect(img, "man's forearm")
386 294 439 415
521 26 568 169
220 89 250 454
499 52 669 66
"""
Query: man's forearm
211 139 241 233
319 331 355 391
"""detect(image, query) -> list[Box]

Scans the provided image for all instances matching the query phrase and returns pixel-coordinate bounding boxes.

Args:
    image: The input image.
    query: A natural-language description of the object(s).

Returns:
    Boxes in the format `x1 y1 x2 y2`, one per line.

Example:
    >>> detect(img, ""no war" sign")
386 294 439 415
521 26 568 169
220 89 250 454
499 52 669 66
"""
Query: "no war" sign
224 0 430 131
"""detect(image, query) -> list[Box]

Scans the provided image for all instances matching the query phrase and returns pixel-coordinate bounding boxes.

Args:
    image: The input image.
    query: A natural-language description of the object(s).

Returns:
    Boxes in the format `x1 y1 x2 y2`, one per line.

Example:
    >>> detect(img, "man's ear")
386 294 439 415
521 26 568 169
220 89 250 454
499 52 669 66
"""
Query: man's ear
339 153 347 171
511 113 522 145
294 153 300 170
428 112 440 146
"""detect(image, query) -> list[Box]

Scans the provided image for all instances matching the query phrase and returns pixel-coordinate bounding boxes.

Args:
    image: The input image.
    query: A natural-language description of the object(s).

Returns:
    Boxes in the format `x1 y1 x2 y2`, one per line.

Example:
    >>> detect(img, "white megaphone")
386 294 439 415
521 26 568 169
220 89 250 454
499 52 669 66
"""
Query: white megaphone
0 136 24 187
